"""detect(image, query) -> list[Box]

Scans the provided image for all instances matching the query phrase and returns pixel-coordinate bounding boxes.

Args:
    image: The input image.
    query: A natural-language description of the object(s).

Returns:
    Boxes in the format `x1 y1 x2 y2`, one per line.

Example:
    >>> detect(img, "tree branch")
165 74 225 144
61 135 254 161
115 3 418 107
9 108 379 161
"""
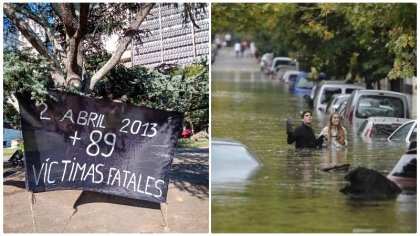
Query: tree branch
52 3 90 88
4 4 54 63
89 3 155 90
6 94 20 113
13 4 67 63
52 3 78 37
4 3 65 85
184 3 200 29
76 3 89 39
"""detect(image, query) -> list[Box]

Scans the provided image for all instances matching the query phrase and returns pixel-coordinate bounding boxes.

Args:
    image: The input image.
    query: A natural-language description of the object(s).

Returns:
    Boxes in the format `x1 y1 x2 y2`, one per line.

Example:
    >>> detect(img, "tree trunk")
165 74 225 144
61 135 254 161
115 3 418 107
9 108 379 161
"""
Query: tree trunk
53 3 89 89
89 3 155 90
66 37 84 87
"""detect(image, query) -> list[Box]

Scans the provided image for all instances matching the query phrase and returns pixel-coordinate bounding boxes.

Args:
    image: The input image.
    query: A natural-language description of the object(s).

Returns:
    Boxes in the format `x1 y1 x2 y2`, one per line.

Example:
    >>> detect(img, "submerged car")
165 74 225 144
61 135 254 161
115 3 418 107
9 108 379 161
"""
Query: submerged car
356 117 411 139
269 57 299 76
342 90 410 130
280 70 300 84
387 120 417 144
387 142 416 189
308 81 365 111
289 72 314 96
326 94 351 114
212 139 263 189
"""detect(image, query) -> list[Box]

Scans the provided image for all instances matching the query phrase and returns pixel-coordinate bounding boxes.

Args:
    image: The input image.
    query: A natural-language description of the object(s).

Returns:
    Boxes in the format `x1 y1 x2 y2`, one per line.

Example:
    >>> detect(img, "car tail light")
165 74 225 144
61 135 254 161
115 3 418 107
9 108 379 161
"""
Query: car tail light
367 128 372 138
349 108 353 124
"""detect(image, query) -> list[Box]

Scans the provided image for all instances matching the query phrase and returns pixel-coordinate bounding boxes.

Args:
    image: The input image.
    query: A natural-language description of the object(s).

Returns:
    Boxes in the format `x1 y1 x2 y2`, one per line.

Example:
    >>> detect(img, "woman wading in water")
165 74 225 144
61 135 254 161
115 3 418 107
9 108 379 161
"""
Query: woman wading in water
318 112 347 149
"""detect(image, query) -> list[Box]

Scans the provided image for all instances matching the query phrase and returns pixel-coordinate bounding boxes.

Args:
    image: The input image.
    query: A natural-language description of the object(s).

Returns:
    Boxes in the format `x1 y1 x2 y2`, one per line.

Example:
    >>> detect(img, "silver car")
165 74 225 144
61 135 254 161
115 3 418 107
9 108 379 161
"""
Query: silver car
356 117 411 139
311 81 365 112
211 139 262 190
326 94 351 114
387 120 417 143
342 89 410 130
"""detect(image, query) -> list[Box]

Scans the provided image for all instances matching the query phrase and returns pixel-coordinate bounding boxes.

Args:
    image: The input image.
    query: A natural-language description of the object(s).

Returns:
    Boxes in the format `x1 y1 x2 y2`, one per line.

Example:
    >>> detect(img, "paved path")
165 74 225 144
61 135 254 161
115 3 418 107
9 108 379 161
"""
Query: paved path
3 148 208 233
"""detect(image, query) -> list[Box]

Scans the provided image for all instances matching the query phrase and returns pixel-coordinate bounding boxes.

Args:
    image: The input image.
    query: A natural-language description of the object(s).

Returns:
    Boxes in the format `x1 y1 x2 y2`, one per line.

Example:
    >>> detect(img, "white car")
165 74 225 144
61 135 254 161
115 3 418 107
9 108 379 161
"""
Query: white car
387 145 416 189
342 90 411 130
387 120 417 143
326 94 351 114
356 117 411 139
212 139 262 189
280 70 300 83
269 57 299 76
311 81 365 112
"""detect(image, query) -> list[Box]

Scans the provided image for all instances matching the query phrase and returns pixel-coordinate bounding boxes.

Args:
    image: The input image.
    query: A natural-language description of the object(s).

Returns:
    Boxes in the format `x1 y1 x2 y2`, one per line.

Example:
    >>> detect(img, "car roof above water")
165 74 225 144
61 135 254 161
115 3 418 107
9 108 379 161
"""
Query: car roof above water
212 139 263 185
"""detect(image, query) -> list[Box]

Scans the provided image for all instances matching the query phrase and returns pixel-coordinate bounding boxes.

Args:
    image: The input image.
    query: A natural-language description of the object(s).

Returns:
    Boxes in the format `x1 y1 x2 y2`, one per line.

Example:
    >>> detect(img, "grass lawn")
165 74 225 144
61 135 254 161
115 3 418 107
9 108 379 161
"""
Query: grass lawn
3 148 19 159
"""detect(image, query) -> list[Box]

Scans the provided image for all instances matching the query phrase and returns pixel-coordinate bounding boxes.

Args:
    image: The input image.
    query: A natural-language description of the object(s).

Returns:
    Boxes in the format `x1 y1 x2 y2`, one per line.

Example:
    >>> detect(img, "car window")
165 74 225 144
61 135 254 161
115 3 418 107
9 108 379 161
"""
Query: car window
295 76 314 88
390 155 416 178
409 124 417 142
334 96 349 107
345 88 359 94
326 96 338 110
274 60 296 68
288 74 298 81
389 122 414 141
320 88 342 104
312 85 321 99
338 101 348 117
355 95 404 118
372 124 401 138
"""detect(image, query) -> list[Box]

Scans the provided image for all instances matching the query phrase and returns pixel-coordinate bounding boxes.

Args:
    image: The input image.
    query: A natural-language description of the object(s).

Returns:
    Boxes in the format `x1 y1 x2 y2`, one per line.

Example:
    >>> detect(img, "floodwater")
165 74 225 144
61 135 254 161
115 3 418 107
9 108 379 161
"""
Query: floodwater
210 49 417 233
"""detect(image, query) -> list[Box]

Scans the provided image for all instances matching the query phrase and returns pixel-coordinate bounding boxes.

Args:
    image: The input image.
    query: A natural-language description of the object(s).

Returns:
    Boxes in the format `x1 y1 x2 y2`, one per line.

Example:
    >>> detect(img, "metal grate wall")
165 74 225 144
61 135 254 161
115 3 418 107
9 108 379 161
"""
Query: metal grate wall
132 4 209 69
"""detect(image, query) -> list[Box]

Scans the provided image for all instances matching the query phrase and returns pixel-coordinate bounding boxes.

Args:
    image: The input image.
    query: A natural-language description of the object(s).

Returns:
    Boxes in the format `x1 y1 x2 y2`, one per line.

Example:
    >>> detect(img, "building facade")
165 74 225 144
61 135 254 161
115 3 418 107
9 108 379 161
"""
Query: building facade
132 4 209 69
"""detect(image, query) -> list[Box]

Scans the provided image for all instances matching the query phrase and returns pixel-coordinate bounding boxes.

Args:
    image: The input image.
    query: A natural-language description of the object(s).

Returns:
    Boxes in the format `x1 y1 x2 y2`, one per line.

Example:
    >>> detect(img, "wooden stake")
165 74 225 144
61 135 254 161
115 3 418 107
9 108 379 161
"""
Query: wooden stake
28 192 36 233
160 202 169 232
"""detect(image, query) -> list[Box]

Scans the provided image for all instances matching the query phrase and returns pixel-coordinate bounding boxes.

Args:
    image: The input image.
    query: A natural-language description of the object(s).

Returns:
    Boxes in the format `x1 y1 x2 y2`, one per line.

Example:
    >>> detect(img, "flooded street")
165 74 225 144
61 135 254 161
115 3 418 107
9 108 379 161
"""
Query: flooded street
211 48 416 233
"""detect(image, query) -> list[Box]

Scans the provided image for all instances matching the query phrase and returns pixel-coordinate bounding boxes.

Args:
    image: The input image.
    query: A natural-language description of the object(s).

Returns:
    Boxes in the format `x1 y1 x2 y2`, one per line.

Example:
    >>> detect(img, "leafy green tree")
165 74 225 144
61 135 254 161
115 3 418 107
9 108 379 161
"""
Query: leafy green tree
4 3 209 132
212 3 416 86
4 3 206 90
90 52 209 132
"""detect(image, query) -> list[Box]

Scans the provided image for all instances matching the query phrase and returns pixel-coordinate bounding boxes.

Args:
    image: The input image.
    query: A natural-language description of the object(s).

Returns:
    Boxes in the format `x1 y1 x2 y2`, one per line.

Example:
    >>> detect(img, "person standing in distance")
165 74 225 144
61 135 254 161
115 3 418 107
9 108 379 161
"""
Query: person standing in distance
234 42 241 58
286 110 324 149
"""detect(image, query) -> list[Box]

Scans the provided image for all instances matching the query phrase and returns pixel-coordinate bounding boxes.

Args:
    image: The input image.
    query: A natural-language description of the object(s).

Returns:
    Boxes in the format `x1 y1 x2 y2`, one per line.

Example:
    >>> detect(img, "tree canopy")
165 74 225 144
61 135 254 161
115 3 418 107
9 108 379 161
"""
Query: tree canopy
212 3 416 85
4 3 207 90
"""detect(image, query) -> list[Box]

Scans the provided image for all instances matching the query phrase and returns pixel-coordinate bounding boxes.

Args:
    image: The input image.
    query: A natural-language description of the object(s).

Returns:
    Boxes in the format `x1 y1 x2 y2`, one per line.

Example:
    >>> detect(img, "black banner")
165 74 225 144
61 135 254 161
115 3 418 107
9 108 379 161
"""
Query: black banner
18 90 183 203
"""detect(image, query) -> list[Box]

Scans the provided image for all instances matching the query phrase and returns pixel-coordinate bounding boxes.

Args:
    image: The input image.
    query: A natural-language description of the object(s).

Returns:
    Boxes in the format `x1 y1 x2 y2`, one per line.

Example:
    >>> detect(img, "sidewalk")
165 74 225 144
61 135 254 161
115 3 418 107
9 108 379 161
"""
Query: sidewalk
3 148 209 233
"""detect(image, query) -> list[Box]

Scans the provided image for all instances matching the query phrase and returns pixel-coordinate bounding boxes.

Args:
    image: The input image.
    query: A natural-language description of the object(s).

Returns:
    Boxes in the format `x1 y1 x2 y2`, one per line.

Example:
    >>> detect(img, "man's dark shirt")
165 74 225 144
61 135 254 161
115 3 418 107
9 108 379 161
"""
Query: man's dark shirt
287 123 323 149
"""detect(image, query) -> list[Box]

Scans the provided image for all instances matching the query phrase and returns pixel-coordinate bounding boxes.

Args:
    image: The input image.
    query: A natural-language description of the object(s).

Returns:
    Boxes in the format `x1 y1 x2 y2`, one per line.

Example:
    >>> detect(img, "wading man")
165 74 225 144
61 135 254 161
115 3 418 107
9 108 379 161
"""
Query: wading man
286 110 324 149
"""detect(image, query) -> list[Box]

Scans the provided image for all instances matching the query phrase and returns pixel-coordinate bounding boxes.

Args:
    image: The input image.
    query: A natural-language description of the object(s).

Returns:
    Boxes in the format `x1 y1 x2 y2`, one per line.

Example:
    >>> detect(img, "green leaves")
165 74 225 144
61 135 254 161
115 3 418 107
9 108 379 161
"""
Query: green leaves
91 59 209 132
4 49 53 101
212 3 416 82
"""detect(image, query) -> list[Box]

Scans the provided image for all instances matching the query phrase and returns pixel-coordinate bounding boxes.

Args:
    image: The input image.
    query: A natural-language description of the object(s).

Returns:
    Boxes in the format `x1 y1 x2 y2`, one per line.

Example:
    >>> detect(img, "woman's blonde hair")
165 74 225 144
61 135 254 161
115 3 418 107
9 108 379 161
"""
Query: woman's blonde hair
327 112 346 145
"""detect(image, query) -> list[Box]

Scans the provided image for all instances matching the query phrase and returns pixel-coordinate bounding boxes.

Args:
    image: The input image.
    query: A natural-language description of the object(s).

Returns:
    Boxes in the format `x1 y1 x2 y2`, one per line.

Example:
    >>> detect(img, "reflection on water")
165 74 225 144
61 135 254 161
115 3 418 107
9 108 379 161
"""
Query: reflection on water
211 71 416 233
